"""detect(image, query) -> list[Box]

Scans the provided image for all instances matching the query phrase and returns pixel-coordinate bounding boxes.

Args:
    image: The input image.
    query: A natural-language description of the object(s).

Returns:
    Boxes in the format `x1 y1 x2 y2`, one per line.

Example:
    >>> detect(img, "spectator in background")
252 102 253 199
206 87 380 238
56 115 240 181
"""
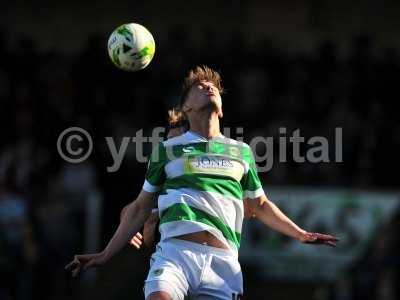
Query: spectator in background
0 167 37 300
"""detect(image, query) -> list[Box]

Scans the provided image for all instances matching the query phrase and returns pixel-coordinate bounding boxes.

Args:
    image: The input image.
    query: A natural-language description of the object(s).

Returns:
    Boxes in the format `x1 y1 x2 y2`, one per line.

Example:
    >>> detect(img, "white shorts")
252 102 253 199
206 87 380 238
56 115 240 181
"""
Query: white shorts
144 238 243 300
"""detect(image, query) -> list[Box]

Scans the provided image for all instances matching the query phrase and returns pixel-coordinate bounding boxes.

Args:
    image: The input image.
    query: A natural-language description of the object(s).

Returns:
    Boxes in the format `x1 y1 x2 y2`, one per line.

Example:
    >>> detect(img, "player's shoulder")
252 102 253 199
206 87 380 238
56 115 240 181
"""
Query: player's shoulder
162 132 191 147
216 135 251 149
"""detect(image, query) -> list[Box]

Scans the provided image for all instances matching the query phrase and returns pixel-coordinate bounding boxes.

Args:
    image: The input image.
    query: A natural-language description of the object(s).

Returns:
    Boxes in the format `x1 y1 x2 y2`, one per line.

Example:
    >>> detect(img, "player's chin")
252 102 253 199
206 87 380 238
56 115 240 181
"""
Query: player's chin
211 97 222 108
209 97 222 110
198 100 216 112
209 94 221 103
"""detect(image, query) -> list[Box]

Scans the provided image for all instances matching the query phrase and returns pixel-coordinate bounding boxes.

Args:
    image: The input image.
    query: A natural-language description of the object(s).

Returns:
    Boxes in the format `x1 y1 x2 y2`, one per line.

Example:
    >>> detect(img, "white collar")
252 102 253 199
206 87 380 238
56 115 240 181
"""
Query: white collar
185 130 225 141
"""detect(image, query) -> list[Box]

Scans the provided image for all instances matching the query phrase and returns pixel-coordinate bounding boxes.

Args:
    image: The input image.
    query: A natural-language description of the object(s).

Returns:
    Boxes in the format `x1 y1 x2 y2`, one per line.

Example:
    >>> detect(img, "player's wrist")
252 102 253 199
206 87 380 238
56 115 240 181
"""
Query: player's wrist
296 229 308 242
100 248 114 263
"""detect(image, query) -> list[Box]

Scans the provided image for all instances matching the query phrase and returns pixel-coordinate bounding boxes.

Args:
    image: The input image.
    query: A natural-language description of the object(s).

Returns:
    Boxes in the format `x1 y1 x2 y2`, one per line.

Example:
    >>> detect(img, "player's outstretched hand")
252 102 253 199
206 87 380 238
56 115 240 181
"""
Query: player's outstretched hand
65 252 107 277
130 232 143 249
300 232 339 247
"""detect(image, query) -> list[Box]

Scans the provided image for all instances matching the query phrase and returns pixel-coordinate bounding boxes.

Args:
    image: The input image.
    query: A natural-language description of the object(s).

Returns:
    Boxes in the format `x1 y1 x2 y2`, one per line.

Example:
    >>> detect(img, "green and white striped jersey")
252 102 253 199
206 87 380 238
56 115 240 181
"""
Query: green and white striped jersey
142 130 265 253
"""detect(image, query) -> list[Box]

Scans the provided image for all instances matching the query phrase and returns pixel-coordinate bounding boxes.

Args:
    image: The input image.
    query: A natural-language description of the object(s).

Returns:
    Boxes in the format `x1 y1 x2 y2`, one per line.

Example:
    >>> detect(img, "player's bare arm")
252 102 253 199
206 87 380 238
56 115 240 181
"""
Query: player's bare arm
65 189 154 277
120 203 143 249
245 195 339 247
121 204 159 250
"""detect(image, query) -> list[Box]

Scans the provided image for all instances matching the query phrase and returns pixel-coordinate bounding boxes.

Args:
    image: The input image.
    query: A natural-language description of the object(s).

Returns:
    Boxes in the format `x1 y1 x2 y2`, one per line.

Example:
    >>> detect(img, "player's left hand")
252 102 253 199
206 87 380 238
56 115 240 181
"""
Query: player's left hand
299 232 339 247
130 232 143 249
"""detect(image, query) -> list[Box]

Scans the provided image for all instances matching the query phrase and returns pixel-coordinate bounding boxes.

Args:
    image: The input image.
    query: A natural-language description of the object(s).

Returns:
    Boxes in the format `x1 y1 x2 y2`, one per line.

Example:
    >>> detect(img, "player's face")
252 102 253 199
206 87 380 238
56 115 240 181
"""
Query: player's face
184 81 223 117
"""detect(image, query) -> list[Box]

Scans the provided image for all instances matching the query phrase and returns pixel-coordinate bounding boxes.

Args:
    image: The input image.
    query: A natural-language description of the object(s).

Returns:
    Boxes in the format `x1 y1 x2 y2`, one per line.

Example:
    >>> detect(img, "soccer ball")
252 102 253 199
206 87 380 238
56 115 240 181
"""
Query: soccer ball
107 23 155 71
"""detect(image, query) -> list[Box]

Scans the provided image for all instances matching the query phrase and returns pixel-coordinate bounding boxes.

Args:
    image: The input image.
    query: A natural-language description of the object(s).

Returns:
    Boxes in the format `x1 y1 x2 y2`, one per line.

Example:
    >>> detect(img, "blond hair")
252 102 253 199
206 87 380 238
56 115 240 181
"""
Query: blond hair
167 107 188 129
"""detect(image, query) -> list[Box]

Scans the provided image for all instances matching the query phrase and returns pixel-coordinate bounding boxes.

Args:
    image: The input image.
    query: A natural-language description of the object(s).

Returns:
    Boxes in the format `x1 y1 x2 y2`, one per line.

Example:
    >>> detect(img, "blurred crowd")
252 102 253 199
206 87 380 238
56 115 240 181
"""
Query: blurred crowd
0 26 399 300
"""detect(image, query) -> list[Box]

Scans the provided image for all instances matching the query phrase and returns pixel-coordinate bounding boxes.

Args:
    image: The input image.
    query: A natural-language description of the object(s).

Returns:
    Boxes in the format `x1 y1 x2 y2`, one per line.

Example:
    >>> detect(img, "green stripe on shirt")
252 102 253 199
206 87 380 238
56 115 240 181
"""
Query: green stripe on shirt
164 174 243 200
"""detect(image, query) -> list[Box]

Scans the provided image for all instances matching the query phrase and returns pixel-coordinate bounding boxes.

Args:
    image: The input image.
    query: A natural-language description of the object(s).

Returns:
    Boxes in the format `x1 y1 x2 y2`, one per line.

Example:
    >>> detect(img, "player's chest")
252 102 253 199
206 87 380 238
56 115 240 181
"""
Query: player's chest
164 142 247 181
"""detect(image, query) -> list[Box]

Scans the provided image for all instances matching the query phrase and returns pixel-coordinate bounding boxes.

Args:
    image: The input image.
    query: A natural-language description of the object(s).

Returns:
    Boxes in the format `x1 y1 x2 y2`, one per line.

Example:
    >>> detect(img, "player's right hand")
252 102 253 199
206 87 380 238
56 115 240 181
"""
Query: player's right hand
65 252 107 277
130 232 143 249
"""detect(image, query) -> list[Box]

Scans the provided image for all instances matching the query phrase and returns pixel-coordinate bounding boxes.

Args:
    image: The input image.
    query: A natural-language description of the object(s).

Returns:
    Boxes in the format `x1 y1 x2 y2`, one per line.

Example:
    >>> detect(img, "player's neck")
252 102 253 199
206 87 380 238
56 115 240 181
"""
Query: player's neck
189 112 221 139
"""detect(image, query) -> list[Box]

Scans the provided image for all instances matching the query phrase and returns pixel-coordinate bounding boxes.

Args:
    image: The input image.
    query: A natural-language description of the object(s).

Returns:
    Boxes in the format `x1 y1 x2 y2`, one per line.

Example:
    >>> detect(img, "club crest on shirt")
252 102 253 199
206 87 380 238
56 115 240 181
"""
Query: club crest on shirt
152 268 164 276
228 146 240 157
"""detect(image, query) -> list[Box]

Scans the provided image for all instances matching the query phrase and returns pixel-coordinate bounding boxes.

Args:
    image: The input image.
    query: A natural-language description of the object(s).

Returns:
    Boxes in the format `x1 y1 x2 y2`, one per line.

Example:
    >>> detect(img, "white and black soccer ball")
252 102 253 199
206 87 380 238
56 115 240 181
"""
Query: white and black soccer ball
107 23 155 71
